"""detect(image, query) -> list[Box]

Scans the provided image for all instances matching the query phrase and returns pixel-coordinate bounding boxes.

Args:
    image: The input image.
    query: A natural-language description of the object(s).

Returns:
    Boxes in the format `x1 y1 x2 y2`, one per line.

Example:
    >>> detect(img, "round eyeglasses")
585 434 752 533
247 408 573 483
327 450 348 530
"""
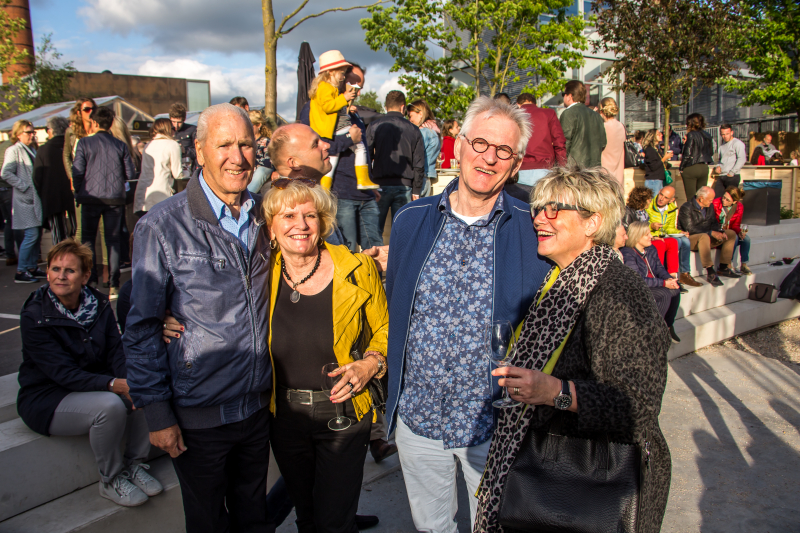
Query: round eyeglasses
461 135 517 160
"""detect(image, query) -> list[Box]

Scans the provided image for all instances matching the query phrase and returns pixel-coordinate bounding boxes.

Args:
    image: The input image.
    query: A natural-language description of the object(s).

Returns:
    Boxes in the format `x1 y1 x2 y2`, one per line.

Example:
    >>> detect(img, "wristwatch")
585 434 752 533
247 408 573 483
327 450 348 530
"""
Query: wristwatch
365 351 387 379
553 379 572 410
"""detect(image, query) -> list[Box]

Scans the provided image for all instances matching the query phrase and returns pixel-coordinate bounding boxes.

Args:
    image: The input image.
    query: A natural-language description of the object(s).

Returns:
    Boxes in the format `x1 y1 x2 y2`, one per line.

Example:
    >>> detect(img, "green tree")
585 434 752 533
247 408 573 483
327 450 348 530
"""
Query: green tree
592 0 742 140
0 0 31 112
361 0 587 118
261 0 385 121
354 89 385 113
17 34 76 112
722 0 799 125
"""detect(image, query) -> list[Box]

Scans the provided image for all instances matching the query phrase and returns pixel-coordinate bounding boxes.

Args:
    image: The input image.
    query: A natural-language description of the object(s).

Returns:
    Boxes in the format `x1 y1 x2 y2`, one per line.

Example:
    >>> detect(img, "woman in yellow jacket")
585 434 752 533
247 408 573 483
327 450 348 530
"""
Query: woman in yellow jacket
265 178 388 533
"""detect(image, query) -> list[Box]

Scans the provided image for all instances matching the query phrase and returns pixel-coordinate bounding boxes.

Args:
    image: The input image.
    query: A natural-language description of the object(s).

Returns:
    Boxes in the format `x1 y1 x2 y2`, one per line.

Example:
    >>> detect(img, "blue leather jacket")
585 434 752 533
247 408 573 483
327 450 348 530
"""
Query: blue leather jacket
123 177 272 431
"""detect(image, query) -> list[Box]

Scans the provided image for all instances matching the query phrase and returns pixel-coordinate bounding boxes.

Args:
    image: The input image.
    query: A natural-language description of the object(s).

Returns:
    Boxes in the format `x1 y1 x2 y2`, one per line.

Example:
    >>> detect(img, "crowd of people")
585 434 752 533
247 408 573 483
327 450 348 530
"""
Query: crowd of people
4 48 776 533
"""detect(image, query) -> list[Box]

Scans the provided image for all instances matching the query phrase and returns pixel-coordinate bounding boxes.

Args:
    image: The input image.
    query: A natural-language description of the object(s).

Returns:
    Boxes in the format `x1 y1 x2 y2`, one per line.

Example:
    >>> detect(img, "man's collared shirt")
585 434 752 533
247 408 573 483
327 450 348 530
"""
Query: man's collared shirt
198 172 255 249
398 179 503 449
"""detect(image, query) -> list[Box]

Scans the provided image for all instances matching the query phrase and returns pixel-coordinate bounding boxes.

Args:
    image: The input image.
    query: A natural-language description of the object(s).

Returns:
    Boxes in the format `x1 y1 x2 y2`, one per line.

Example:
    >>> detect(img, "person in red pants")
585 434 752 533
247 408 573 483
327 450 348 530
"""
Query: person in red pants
650 235 680 279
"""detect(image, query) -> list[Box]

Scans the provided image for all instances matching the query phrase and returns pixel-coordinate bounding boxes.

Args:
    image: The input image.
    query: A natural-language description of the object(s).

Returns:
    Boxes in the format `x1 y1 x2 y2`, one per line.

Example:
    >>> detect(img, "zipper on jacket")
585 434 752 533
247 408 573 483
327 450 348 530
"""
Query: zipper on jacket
231 241 260 396
391 213 447 426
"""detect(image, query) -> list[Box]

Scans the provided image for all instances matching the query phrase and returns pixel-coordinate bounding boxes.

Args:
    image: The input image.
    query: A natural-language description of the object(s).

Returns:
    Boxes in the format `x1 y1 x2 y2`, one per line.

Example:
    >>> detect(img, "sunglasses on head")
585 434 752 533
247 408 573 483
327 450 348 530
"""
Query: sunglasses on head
272 178 319 190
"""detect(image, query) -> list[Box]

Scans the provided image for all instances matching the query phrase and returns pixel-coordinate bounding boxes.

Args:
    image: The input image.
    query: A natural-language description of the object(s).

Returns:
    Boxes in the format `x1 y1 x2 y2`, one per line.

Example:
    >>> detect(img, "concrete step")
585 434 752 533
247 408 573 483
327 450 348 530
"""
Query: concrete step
0 373 18 424
0 416 165 521
668 297 800 360
676 262 795 320
0 455 183 533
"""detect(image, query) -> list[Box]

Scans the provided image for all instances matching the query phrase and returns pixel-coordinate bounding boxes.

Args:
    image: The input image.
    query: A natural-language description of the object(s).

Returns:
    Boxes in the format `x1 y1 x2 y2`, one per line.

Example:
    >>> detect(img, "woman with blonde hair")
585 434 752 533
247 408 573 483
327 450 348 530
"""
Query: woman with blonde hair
133 118 181 220
406 99 440 197
597 97 626 187
262 178 388 533
2 120 43 284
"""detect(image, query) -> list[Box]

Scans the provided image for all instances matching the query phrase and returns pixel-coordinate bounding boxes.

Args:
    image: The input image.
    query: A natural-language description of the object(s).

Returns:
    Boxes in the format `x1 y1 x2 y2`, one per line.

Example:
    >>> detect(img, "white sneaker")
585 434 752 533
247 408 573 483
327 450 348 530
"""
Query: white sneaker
127 463 163 497
99 473 149 507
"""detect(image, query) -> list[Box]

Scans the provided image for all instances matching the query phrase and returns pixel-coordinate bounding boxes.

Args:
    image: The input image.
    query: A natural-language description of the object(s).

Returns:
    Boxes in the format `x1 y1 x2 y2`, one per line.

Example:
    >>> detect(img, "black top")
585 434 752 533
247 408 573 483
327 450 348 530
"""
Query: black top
271 275 336 390
365 111 426 194
32 135 75 221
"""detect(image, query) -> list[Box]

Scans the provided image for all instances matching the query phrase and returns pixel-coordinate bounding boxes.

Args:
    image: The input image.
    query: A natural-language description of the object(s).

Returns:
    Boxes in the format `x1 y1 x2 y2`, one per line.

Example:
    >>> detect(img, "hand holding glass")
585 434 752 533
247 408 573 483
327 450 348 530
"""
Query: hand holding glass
322 363 351 431
485 320 521 408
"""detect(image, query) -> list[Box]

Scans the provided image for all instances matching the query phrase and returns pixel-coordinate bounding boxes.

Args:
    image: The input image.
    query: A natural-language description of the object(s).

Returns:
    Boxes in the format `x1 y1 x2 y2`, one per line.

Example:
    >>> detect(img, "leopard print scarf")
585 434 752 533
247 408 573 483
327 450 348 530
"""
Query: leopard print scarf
474 243 617 533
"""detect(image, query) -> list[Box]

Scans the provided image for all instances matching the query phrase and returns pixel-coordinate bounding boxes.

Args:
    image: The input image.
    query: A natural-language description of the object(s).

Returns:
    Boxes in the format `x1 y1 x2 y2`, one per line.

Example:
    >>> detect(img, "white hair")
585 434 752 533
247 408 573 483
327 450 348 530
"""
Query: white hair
46 116 69 136
696 186 715 199
459 96 532 155
196 103 252 146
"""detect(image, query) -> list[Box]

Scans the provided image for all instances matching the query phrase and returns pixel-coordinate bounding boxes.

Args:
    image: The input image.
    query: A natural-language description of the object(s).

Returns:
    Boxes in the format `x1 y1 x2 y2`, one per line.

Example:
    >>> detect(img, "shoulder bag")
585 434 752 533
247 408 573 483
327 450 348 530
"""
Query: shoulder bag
498 315 646 532
748 283 778 303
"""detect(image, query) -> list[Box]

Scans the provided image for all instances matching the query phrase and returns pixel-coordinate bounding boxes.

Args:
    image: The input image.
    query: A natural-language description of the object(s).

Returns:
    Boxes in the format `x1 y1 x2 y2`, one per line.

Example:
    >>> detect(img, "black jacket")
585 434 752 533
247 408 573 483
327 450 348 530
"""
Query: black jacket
643 146 667 182
32 135 75 223
174 123 197 173
16 285 126 436
365 111 425 195
677 198 720 235
679 130 713 170
72 131 136 205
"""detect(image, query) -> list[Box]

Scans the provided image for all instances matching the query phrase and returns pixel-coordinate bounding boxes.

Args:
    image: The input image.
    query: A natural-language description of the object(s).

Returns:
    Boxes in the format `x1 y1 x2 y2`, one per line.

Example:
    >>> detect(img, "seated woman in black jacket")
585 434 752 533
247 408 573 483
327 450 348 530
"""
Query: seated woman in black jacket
621 221 682 344
16 239 162 508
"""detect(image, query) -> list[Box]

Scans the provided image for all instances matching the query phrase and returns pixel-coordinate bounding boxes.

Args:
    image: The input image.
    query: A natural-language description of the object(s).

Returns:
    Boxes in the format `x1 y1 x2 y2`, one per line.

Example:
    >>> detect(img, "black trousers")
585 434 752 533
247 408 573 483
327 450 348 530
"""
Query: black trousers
81 204 123 287
713 173 741 200
270 394 371 533
172 408 271 533
650 286 681 327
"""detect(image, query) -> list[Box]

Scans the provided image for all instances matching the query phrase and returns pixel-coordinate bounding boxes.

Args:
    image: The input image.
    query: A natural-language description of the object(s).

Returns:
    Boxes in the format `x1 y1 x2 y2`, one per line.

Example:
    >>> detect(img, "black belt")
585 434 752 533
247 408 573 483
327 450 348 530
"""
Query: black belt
280 387 329 405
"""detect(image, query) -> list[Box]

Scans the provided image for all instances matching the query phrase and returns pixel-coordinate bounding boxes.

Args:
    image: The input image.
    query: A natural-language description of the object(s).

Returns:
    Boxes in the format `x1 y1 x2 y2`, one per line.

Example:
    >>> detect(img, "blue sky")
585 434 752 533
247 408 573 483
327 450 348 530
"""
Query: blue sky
29 0 403 120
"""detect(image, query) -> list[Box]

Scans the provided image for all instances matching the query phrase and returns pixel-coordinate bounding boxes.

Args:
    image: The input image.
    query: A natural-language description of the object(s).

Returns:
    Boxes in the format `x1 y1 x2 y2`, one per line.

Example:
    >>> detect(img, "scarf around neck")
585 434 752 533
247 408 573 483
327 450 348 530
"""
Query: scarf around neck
474 243 617 533
48 286 99 328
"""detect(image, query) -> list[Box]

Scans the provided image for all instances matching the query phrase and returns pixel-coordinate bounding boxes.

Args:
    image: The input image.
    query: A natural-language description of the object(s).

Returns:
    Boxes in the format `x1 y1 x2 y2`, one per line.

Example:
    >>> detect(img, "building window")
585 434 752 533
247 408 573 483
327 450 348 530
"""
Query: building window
187 81 211 112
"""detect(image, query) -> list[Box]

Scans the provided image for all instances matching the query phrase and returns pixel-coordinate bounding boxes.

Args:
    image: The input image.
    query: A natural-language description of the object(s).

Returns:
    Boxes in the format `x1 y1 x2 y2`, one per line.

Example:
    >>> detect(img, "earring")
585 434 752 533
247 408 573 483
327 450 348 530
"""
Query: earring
270 239 277 250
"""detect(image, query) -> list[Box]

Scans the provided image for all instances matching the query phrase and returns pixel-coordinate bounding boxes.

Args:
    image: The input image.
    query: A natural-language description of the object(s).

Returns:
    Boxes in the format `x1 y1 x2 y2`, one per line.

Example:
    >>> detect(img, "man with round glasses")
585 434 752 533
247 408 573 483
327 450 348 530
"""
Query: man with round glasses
383 96 551 532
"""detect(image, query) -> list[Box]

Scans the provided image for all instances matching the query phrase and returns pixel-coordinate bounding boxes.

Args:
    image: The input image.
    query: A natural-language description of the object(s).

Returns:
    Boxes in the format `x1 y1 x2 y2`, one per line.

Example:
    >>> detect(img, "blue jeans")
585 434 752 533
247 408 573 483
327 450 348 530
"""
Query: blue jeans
376 185 412 238
517 169 550 187
733 234 750 263
247 166 271 194
18 226 41 272
671 234 691 274
644 179 663 198
336 198 383 252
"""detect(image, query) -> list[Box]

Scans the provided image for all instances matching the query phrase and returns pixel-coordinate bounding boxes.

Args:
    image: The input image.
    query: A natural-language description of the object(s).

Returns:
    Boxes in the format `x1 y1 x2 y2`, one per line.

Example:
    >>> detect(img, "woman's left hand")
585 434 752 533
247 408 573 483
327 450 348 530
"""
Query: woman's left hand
492 366 561 406
328 359 378 403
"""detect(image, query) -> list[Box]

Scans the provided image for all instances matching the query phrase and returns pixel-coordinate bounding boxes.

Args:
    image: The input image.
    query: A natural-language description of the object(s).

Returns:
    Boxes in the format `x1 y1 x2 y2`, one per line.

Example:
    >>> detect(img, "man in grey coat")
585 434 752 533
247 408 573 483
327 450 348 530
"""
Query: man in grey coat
559 80 607 168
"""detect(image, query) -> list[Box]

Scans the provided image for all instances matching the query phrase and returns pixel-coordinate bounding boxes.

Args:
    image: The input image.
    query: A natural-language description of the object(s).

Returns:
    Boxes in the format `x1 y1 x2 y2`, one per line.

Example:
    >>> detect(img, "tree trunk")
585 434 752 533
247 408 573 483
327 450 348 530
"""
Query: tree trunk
474 0 480 97
262 0 278 121
663 104 671 155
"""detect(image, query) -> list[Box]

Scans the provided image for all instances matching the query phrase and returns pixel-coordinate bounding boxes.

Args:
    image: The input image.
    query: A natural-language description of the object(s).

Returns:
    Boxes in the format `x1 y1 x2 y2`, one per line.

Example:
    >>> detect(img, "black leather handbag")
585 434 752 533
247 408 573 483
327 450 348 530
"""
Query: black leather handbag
748 283 778 303
499 415 644 533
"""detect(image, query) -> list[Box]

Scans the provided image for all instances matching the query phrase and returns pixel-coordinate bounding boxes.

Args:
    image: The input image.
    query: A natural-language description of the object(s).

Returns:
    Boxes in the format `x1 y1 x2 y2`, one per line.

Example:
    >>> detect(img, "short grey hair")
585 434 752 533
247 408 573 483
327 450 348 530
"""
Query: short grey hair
459 96 532 155
196 103 251 146
530 165 624 246
696 186 715 199
46 116 69 136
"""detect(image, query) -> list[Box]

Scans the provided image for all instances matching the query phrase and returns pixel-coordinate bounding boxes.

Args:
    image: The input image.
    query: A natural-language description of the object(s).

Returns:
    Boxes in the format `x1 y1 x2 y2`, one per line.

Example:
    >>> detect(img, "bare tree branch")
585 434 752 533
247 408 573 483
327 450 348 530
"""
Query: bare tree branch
279 1 387 36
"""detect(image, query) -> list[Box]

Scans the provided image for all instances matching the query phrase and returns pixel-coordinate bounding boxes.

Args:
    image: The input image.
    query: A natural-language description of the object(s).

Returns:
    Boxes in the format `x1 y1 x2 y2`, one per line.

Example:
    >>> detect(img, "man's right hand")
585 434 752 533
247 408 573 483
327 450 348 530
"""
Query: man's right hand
651 222 663 231
363 245 389 272
711 231 726 241
150 425 187 458
348 125 362 144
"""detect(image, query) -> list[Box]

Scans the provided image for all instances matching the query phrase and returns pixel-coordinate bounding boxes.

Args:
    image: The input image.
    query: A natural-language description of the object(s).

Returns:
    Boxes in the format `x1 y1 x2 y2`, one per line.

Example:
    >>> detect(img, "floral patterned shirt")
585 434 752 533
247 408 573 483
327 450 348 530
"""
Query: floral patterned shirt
256 136 271 168
398 179 503 449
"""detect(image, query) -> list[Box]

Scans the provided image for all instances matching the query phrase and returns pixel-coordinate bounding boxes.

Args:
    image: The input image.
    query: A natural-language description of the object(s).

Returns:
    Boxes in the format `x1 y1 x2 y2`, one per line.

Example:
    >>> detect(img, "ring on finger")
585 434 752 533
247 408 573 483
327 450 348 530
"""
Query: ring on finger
513 387 520 395
348 382 355 392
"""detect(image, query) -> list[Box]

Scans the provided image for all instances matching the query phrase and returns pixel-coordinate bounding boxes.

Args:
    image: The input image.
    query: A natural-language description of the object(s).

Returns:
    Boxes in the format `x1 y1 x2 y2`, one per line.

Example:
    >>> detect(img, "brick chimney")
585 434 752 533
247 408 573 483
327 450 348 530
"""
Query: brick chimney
2 0 35 83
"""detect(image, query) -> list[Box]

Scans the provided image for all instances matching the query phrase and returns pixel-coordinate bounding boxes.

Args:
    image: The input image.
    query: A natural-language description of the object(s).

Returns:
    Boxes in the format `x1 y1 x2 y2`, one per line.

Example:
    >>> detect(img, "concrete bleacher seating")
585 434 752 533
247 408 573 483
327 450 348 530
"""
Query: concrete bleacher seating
0 218 798 530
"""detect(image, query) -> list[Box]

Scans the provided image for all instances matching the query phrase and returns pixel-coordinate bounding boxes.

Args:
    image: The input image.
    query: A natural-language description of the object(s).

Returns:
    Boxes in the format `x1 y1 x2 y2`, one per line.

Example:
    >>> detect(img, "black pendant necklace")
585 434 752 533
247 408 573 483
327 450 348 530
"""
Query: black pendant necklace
281 248 322 303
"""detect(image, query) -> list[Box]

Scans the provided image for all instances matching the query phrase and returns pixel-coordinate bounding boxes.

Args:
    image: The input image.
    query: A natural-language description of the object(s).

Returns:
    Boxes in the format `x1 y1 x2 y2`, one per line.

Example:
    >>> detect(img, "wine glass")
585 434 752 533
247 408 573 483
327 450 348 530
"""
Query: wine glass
741 223 748 235
322 363 352 431
485 320 521 408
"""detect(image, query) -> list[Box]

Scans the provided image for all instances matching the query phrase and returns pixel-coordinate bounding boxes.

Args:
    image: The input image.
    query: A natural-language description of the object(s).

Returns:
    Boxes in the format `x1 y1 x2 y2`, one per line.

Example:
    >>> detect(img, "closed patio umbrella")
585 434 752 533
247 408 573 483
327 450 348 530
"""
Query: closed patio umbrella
296 42 315 121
